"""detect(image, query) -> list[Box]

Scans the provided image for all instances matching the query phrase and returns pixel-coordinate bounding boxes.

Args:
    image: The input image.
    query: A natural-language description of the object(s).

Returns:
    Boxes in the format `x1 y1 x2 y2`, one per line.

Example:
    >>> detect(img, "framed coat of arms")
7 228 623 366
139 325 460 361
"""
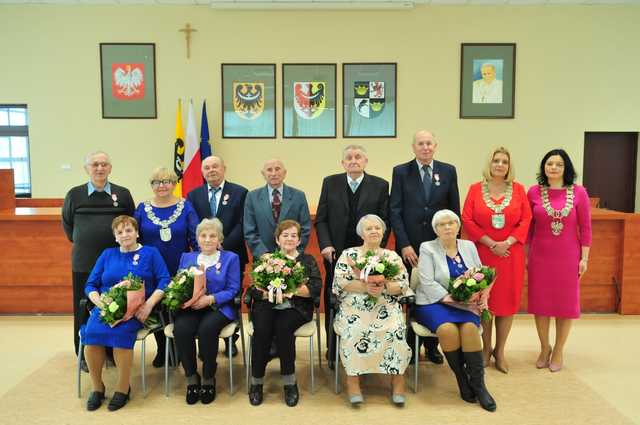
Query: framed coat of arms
99 43 157 119
221 63 276 138
282 63 336 138
343 63 396 138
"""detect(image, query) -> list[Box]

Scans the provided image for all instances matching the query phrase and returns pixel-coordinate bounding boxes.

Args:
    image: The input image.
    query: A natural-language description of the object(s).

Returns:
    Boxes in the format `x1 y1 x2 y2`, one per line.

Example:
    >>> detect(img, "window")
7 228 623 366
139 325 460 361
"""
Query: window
0 105 31 196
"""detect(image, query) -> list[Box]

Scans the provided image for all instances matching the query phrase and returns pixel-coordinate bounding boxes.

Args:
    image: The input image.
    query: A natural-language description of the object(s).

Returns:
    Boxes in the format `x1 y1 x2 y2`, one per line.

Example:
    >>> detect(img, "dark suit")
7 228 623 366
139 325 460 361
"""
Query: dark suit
187 181 248 271
390 158 460 356
315 172 390 352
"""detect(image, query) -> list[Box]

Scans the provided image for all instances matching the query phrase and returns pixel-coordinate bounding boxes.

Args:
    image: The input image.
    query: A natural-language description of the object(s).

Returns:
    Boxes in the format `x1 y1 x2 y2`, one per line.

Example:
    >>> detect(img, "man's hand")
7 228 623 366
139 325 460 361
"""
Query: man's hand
401 246 418 267
321 246 336 263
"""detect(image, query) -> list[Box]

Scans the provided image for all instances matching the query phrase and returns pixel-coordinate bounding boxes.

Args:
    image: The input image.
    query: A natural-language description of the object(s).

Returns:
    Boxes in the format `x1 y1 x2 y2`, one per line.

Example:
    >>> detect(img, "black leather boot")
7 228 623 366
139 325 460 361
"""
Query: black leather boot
463 351 497 412
443 349 476 403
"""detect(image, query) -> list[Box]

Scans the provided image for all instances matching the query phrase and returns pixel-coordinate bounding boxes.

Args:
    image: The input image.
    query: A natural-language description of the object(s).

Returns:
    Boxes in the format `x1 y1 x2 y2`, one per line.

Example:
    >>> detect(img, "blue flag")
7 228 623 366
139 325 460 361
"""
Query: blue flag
200 100 212 160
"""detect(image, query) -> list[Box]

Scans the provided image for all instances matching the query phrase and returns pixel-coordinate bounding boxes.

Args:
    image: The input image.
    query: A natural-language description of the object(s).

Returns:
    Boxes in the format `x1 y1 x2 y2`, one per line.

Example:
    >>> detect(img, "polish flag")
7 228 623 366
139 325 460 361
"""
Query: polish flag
182 99 202 196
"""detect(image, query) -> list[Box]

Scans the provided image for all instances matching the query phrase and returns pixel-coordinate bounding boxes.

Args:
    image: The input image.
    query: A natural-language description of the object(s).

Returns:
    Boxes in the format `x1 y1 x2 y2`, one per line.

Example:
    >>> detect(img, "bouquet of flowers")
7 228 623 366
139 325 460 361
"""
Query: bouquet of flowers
251 251 306 304
350 250 401 304
162 266 206 312
448 266 496 321
99 272 146 328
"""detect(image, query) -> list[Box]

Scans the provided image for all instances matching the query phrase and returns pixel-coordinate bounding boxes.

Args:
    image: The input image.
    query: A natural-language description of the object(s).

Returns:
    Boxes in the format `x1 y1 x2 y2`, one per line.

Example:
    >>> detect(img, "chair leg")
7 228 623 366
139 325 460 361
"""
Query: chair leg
334 336 340 394
246 336 252 394
316 313 322 368
228 336 234 396
164 336 170 397
77 341 83 399
239 318 247 369
414 332 420 393
309 336 315 394
141 339 146 398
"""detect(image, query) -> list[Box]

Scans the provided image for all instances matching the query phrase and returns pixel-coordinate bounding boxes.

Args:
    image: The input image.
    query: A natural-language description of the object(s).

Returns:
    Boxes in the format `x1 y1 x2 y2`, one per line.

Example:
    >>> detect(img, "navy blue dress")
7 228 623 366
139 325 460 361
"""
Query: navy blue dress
80 246 171 349
134 200 199 276
414 253 481 332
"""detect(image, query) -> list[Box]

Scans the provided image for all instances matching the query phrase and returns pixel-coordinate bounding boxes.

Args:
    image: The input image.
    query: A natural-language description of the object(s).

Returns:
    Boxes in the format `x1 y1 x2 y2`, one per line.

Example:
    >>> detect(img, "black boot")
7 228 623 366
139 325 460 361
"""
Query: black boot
463 351 497 412
443 349 476 404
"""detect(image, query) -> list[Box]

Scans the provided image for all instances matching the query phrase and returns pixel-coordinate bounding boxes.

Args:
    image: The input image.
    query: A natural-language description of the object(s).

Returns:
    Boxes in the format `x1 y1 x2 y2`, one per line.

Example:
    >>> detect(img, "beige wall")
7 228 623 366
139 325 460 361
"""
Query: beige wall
1 5 639 209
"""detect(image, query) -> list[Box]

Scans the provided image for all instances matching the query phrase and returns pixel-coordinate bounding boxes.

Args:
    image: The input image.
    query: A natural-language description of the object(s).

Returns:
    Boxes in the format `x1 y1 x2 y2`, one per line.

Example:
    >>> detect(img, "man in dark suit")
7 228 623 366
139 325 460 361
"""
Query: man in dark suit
315 145 390 363
187 155 248 356
390 130 460 364
244 159 311 258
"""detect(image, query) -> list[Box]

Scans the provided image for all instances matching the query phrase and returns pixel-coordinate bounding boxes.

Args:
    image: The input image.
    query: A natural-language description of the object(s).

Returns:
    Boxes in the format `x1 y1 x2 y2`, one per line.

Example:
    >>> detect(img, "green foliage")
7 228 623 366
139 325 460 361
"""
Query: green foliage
251 251 306 294
162 268 196 312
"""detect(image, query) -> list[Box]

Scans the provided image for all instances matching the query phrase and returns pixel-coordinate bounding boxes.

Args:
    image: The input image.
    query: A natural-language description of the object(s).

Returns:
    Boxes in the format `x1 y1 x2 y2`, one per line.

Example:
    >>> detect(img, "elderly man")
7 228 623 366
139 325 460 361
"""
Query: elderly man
315 145 389 364
62 151 135 370
244 159 311 258
187 155 248 356
472 63 503 104
390 130 460 364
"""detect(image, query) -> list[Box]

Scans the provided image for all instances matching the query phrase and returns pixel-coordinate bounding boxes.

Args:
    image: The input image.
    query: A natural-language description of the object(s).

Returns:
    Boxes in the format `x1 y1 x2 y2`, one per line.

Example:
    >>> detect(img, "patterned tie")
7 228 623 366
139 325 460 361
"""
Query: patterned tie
209 187 221 217
349 180 359 193
422 165 432 204
272 189 281 222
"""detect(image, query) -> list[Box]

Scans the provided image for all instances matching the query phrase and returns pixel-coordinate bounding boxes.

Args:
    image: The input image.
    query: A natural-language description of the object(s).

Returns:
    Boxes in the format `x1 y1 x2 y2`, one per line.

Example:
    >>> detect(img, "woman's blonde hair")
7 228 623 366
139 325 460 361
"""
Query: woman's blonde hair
482 146 515 183
196 218 224 244
149 166 178 184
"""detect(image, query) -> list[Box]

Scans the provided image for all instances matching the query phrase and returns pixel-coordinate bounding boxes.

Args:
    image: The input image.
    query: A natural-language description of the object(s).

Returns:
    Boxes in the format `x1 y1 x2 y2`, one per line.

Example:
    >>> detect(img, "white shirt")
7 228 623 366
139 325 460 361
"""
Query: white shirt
207 180 226 211
346 174 364 191
472 79 503 104
416 159 434 181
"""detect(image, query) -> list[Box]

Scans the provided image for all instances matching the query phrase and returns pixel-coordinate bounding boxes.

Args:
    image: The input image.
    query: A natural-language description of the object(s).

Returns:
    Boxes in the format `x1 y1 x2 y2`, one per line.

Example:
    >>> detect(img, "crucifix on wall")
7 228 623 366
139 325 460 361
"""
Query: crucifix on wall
179 23 197 59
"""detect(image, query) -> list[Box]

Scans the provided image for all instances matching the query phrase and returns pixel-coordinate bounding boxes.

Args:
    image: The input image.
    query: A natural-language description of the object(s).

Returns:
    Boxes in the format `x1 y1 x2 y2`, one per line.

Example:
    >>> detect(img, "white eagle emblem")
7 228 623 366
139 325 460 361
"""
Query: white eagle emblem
113 65 144 97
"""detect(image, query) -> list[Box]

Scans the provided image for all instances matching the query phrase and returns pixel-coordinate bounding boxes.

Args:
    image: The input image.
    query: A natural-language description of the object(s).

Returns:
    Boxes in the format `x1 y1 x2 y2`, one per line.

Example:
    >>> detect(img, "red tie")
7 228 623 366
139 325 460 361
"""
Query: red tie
272 189 281 222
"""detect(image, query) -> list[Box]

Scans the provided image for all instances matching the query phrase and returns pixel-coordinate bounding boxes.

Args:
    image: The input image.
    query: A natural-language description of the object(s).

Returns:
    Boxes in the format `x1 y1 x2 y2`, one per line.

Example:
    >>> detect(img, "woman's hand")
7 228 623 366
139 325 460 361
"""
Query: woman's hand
192 295 214 310
491 241 510 257
579 259 588 277
366 274 386 285
366 282 384 297
135 301 154 323
440 294 455 303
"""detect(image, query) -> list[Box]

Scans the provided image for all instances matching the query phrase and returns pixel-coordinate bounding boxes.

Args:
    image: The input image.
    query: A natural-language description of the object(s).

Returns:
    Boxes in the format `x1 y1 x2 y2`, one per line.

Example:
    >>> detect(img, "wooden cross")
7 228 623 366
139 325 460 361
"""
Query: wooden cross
179 23 197 59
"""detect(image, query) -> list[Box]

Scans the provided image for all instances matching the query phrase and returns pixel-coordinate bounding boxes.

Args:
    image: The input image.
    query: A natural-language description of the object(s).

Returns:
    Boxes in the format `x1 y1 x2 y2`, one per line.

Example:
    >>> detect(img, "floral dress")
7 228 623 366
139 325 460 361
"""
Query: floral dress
332 247 412 376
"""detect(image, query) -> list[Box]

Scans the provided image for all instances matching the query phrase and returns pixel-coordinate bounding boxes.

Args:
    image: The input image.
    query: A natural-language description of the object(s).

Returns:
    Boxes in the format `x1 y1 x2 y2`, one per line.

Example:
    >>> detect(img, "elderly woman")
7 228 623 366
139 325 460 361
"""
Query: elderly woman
462 147 532 373
248 220 322 407
82 215 170 411
174 218 241 405
527 149 591 372
415 209 496 412
134 166 199 367
333 214 411 406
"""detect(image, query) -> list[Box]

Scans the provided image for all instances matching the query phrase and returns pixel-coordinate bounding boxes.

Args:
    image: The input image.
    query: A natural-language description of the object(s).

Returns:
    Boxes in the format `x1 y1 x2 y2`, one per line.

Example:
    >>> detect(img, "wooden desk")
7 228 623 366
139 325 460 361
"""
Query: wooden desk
0 205 638 314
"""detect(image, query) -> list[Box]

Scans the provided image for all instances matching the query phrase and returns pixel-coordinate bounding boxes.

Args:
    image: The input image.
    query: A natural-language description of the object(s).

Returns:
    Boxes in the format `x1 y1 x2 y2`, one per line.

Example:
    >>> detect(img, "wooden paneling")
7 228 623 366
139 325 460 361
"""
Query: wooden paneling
16 198 64 208
0 170 16 210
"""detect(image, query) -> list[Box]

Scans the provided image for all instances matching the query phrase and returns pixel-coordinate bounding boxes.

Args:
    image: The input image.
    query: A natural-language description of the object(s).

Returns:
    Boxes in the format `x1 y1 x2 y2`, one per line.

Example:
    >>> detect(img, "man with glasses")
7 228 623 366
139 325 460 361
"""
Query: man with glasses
62 151 135 371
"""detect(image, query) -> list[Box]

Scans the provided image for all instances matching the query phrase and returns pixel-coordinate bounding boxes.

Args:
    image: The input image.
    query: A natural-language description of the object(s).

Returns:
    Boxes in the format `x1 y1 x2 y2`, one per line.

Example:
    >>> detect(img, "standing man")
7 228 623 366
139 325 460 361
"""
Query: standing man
62 151 135 370
187 155 248 356
390 130 460 364
244 159 311 258
315 145 389 364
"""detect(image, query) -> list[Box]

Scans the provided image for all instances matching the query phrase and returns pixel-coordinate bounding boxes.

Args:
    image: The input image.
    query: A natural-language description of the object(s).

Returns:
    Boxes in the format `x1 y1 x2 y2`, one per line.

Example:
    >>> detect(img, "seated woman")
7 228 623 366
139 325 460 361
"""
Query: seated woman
173 218 241 405
82 215 170 412
333 214 411 406
415 209 497 412
248 220 322 407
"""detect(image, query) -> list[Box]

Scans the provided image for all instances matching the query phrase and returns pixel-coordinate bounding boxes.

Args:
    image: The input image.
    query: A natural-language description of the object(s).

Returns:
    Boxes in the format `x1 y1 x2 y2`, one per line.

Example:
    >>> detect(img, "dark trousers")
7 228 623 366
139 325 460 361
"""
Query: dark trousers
323 257 337 355
72 271 90 355
174 308 231 379
251 303 306 378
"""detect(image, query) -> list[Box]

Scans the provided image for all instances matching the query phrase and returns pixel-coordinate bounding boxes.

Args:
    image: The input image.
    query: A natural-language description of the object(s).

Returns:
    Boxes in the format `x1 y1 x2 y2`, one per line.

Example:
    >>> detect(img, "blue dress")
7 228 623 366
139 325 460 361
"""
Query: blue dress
134 200 199 276
80 245 171 349
415 253 481 332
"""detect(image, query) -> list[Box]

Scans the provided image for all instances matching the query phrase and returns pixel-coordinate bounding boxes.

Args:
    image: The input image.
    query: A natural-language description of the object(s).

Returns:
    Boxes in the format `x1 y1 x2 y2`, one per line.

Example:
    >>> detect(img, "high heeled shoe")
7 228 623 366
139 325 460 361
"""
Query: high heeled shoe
349 394 363 406
492 350 509 374
535 347 552 369
549 361 563 373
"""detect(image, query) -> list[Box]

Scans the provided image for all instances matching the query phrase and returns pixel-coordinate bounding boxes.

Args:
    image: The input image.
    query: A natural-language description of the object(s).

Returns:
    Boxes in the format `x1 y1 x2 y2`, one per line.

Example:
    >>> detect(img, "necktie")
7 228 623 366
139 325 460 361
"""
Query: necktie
422 165 432 203
209 187 221 217
349 180 359 193
272 189 281 222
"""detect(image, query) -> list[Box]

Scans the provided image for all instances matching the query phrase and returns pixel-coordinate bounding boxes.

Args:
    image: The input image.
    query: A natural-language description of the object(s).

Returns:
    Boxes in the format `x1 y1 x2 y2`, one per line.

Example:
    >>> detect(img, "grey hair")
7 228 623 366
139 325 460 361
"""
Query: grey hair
342 144 368 160
431 209 461 233
355 214 386 238
84 150 111 166
201 155 225 170
412 130 436 144
196 218 224 244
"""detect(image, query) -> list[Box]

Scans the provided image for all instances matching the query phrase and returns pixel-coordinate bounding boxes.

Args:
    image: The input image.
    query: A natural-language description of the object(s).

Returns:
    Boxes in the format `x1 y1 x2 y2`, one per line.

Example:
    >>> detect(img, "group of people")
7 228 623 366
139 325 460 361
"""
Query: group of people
62 129 592 412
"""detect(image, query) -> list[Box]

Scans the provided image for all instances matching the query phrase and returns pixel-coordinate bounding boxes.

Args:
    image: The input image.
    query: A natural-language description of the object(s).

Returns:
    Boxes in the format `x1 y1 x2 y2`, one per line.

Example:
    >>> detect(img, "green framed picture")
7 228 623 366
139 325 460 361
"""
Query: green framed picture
460 43 516 119
343 63 397 138
100 43 157 119
221 63 276 139
282 63 336 138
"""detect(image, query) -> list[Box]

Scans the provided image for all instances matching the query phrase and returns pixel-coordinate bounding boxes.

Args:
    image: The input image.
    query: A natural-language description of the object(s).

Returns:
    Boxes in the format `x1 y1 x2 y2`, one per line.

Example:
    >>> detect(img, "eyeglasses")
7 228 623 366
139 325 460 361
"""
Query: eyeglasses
88 162 110 168
151 179 175 187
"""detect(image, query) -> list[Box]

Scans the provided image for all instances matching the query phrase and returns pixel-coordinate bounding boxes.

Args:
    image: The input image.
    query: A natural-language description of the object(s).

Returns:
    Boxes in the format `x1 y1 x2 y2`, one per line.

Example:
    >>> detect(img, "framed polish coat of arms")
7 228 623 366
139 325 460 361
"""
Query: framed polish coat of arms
222 64 276 138
343 63 397 138
282 63 336 138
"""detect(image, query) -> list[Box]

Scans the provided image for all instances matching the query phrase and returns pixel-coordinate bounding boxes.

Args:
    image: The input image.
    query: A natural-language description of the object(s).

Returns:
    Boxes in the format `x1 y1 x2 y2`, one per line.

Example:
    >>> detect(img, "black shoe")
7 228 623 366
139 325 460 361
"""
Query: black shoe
152 351 165 368
463 351 497 412
426 346 444 364
225 341 239 358
200 382 216 404
86 387 105 411
186 383 201 405
80 359 89 373
284 384 299 407
444 349 477 404
107 387 130 411
249 384 263 406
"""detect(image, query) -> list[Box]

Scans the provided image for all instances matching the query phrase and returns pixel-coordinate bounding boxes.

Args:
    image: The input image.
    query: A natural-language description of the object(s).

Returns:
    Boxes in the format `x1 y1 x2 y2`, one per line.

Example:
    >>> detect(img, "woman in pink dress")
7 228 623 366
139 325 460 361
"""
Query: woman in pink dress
462 147 531 373
527 149 591 372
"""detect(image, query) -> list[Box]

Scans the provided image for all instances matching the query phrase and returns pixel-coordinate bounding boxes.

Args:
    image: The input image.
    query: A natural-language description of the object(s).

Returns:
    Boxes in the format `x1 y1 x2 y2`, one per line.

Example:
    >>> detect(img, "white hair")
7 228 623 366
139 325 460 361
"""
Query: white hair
431 209 460 233
355 214 386 238
342 144 368 160
84 150 110 166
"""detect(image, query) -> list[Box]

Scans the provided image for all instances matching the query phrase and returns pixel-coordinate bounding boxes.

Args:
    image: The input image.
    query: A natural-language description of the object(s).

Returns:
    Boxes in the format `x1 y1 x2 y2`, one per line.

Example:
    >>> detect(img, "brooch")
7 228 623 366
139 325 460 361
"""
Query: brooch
112 193 119 207
222 194 230 206
434 173 441 186
132 253 140 266
215 262 222 274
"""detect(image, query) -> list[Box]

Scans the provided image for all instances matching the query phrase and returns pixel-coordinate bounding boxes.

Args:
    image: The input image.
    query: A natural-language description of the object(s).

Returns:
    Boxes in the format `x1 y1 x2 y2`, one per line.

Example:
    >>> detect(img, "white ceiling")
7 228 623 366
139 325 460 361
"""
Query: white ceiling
0 0 638 4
